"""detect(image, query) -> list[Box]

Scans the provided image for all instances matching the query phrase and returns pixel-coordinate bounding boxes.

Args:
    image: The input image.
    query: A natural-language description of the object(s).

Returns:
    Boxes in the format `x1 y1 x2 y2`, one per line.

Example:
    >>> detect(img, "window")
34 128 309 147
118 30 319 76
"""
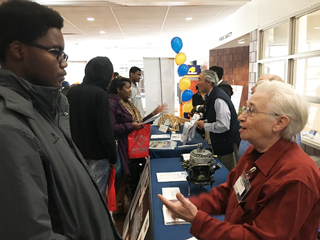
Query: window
261 60 286 80
295 57 320 97
262 21 288 59
295 9 320 53
258 8 320 148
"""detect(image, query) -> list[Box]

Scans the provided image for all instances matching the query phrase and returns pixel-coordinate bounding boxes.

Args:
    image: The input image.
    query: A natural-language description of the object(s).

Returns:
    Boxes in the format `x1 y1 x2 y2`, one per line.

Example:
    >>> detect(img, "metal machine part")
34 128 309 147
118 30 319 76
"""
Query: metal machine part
182 143 221 194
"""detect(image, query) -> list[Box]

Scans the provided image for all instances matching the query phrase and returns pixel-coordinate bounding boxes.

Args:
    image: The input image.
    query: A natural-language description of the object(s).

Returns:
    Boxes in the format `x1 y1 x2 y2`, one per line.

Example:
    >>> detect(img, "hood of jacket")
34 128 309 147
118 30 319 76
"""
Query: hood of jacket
0 69 64 121
82 56 113 90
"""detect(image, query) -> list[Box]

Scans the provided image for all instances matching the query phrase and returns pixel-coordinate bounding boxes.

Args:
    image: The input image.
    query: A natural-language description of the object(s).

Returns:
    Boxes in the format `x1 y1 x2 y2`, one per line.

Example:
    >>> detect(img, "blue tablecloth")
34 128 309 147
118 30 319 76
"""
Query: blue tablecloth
149 125 211 159
150 157 229 240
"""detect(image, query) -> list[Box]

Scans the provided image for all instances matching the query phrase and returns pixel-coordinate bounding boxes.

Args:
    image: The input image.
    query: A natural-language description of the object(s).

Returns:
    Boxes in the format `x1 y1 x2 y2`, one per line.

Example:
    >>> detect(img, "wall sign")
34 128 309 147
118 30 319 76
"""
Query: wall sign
219 32 232 41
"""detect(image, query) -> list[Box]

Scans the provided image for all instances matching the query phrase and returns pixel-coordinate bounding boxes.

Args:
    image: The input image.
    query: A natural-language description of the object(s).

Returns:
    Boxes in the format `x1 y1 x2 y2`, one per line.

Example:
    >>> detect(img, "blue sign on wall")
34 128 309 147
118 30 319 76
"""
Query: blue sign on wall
187 65 201 76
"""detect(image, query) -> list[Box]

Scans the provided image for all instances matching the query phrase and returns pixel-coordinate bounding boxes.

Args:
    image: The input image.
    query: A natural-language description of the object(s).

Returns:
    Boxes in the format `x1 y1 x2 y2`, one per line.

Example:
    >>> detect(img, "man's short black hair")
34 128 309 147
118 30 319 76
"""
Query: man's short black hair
129 66 141 74
209 66 223 80
0 0 64 62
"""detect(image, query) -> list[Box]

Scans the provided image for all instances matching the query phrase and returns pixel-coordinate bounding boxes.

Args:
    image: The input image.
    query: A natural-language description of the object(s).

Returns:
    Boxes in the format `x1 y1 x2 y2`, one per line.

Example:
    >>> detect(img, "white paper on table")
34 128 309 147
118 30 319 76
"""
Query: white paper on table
156 171 188 182
171 133 182 141
158 124 168 133
186 237 198 240
149 140 177 149
162 206 190 225
143 113 164 124
151 134 170 139
162 187 180 200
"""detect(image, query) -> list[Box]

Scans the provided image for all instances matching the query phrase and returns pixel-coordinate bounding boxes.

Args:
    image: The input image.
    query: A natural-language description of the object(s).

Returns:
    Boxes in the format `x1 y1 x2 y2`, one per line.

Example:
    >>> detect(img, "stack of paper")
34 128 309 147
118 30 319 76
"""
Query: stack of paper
151 134 170 139
161 187 190 225
171 133 182 141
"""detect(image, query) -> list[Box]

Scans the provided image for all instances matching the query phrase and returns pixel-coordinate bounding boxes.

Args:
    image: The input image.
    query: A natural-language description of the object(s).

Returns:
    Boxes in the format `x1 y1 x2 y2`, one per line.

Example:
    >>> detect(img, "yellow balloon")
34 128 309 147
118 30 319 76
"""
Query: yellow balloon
183 102 193 113
179 77 191 91
175 52 186 65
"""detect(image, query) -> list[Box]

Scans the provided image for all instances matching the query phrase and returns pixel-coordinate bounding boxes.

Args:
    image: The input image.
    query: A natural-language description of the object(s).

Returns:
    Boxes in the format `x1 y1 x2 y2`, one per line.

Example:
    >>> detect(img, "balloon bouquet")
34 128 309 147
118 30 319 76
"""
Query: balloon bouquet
171 37 193 117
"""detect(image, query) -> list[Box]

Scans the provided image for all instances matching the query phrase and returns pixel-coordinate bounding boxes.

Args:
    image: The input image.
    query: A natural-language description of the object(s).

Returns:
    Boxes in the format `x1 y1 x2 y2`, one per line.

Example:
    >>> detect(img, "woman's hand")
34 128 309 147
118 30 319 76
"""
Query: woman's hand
132 121 143 129
152 103 168 116
158 193 198 223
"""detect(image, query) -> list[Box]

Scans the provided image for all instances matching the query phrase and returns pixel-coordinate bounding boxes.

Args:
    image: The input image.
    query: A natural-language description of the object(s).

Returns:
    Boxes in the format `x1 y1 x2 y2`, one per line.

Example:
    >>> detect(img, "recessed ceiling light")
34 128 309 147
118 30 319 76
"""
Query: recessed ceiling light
314 27 320 29
87 17 94 21
100 31 106 34
186 17 192 20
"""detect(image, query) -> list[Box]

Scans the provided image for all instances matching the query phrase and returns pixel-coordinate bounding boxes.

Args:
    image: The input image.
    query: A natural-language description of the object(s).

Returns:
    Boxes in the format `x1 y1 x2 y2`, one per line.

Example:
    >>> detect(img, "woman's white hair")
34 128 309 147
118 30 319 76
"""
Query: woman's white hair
255 81 309 142
202 70 219 87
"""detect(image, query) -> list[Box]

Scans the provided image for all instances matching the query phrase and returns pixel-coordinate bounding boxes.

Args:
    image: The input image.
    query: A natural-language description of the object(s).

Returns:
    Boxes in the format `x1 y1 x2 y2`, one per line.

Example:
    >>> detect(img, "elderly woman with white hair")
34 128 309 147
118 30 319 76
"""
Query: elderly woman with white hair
158 81 320 240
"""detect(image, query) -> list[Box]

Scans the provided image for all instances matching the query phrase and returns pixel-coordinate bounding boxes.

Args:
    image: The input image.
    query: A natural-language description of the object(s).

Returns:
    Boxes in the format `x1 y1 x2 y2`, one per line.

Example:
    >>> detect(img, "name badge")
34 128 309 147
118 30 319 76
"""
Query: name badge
233 171 251 203
135 92 141 99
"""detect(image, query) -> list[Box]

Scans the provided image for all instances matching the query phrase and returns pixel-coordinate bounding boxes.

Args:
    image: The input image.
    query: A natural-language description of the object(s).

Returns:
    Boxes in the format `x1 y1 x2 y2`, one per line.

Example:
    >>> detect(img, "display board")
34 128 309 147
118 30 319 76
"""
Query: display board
230 85 243 114
143 58 175 116
122 160 152 240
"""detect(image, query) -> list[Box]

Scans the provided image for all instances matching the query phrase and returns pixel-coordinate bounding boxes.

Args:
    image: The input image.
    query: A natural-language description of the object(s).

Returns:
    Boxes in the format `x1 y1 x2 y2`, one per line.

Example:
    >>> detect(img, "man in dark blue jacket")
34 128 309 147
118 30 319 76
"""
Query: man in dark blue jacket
196 70 240 171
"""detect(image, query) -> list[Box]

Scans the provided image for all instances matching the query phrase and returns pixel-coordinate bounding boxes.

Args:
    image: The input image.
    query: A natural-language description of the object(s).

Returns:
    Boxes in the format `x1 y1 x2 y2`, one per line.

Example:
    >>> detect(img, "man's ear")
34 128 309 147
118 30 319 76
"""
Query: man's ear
8 41 24 61
273 115 289 133
117 87 121 94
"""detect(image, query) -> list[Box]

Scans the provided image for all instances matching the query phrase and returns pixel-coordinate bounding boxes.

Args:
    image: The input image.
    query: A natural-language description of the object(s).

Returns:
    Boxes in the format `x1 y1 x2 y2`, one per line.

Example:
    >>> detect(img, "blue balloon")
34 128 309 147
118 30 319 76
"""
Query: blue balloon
181 89 193 102
171 37 183 53
178 64 189 77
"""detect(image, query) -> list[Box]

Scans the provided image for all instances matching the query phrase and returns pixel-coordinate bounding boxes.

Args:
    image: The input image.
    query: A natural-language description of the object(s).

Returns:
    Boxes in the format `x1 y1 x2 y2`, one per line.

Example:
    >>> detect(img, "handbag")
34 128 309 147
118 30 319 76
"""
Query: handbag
115 140 122 179
127 124 151 159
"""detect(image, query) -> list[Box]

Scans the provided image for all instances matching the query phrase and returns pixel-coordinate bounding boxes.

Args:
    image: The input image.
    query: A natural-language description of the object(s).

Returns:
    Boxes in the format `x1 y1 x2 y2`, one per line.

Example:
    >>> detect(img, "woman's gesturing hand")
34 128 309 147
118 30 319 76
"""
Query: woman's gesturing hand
152 103 168 116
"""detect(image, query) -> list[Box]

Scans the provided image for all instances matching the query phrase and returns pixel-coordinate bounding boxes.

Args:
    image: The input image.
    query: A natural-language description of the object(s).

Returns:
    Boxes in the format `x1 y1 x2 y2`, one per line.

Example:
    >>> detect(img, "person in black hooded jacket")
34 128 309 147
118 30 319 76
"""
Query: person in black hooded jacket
67 56 117 197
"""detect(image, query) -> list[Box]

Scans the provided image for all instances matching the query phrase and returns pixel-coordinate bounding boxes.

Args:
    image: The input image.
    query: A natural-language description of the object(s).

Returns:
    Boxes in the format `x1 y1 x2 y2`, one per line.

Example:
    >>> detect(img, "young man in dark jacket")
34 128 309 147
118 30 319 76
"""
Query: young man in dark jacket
67 57 117 197
210 65 233 98
0 1 121 239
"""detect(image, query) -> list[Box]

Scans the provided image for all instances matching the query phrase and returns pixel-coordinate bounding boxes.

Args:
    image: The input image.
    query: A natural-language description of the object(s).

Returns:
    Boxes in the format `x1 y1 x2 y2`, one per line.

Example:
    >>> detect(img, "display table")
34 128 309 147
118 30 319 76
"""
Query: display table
149 125 211 159
150 157 229 240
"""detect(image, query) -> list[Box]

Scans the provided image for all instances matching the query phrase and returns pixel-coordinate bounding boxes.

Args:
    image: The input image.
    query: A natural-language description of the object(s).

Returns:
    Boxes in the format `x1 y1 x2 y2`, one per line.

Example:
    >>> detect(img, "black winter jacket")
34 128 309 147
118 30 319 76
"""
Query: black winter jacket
67 82 117 163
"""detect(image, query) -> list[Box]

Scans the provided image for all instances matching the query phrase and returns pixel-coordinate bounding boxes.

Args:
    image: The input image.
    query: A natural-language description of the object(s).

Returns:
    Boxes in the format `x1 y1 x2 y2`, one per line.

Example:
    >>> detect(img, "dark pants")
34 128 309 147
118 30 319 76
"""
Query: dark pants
113 157 146 215
127 157 146 200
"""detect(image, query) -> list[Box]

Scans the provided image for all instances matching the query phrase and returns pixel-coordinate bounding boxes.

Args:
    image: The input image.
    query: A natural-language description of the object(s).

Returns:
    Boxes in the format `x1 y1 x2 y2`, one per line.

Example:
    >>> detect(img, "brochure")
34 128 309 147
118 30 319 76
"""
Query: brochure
149 140 177 150
143 112 164 124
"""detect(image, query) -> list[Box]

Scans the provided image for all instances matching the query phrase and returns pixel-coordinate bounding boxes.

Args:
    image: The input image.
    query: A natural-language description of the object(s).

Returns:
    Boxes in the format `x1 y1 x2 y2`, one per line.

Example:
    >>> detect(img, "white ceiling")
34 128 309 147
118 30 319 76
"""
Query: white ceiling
28 0 251 49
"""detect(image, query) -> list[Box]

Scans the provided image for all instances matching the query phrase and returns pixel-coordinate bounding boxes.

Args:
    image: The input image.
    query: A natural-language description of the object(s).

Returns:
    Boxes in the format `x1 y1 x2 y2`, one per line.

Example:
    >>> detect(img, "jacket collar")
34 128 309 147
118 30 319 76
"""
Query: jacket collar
0 69 61 120
247 138 293 177
108 93 121 101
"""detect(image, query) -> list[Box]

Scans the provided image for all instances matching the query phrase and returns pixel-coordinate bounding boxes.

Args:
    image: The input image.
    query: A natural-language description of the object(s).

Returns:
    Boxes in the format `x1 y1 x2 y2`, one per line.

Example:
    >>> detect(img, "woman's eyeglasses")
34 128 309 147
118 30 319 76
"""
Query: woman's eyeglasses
242 106 279 117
